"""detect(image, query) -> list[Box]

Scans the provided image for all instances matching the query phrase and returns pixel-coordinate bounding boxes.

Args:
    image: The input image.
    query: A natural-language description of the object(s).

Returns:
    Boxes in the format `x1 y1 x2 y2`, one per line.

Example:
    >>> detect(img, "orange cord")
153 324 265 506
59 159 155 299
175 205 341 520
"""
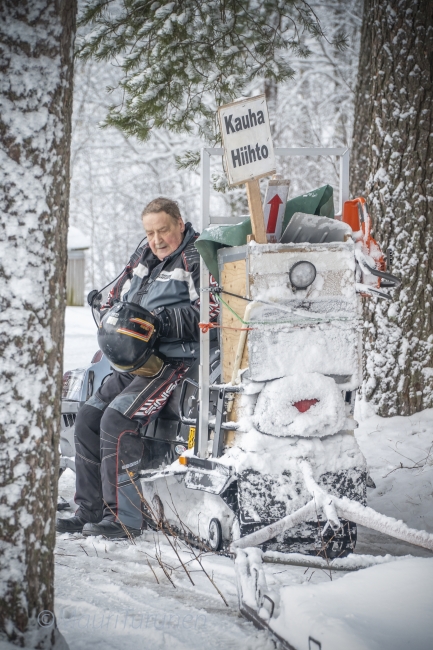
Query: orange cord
199 322 254 334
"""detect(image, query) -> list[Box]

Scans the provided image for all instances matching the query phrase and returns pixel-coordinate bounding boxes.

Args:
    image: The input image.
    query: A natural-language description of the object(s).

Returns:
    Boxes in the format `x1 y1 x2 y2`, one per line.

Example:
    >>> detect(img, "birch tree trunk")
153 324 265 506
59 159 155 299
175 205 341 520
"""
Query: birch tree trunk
351 0 433 416
0 1 76 647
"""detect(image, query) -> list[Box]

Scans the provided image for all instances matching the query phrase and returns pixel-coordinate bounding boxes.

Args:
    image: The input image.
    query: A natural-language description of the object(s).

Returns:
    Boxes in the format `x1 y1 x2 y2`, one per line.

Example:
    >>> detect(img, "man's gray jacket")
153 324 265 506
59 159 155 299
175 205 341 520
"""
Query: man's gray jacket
105 223 219 359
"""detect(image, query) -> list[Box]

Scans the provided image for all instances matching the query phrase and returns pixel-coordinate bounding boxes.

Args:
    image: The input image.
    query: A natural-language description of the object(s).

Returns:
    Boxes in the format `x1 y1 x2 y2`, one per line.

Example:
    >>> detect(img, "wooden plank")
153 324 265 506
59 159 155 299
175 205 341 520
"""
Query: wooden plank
220 258 251 447
246 179 267 244
220 259 249 383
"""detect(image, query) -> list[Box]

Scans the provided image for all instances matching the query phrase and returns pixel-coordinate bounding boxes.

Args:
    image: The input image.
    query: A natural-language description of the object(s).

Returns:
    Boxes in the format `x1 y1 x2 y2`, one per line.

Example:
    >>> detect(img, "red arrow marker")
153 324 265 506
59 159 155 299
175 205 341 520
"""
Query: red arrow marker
266 194 283 233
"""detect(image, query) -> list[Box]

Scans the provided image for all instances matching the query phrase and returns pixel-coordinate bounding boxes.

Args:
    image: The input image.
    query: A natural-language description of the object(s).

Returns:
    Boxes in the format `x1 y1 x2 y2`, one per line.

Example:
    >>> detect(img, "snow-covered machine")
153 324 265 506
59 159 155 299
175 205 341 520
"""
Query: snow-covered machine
137 195 404 552
59 148 397 555
133 149 393 557
61 215 373 556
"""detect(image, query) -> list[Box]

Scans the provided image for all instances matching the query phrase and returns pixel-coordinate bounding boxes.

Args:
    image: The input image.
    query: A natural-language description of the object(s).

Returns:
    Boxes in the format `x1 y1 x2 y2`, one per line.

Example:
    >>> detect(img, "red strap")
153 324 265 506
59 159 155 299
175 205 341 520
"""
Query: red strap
198 322 254 333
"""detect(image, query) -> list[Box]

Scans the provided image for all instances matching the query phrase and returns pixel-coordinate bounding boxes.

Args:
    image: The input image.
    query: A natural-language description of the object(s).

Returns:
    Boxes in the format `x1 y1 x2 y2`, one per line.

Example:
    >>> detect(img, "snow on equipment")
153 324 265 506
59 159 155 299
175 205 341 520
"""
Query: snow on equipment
196 236 366 558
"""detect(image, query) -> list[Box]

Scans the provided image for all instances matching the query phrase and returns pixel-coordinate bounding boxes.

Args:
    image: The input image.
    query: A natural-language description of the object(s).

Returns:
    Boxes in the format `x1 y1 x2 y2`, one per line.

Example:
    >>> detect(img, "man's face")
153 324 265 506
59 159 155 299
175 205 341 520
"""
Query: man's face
142 211 185 261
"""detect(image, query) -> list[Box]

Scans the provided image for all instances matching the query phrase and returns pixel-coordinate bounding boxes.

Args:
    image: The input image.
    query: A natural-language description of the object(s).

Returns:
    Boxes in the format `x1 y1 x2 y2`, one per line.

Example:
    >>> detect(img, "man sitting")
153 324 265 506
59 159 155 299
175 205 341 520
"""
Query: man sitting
56 197 218 538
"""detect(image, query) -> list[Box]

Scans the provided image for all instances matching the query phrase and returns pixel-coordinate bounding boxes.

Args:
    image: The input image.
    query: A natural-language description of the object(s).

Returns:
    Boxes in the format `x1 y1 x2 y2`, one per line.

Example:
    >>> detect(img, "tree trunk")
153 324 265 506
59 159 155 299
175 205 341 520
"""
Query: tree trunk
350 0 433 416
350 0 371 197
0 1 76 647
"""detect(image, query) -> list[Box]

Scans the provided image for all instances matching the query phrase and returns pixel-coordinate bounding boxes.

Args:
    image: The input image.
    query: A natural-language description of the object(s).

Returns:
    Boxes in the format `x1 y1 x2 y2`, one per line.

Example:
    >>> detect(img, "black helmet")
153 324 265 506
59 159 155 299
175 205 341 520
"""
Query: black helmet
97 302 160 373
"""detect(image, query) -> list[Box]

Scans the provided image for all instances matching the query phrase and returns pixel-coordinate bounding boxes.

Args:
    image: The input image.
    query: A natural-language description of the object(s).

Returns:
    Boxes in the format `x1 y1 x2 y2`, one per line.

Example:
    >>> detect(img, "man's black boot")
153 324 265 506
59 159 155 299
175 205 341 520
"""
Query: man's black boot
82 520 141 539
56 514 88 534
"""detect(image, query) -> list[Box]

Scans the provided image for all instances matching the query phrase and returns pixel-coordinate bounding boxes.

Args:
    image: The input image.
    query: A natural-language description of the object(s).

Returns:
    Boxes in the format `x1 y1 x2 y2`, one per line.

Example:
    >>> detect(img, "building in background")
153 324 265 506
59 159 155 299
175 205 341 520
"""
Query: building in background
67 226 90 306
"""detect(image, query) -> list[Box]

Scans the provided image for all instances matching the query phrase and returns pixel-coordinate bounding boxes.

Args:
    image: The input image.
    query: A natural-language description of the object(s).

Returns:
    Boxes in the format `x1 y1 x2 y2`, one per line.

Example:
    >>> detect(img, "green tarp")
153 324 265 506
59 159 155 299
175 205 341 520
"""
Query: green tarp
194 218 252 282
195 184 334 281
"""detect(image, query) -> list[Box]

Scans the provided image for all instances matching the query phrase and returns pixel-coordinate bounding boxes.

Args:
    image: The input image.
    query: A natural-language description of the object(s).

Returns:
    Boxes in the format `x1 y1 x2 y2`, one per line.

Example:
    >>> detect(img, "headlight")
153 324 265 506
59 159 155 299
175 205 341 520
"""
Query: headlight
62 369 86 401
289 261 317 290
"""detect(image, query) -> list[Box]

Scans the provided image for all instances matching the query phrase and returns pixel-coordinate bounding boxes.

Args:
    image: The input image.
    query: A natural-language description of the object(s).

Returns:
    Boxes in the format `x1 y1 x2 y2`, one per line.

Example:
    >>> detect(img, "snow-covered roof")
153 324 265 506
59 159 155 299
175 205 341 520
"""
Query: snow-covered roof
68 226 90 250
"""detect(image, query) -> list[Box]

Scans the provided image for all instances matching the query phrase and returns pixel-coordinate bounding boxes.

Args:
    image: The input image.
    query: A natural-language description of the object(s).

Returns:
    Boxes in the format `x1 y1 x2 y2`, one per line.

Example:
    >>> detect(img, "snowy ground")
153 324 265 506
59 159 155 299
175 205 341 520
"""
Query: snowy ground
56 307 433 650
63 306 98 371
354 399 433 558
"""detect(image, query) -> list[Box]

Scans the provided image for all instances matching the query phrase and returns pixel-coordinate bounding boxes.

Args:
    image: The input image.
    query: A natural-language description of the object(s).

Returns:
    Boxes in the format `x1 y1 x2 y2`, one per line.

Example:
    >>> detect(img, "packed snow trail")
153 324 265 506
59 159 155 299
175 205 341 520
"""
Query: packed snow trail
56 470 338 650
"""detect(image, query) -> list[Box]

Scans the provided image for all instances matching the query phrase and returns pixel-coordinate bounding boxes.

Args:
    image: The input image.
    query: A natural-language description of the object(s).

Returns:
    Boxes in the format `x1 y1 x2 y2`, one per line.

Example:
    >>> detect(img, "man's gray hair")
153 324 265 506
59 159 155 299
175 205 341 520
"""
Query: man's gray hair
142 197 182 222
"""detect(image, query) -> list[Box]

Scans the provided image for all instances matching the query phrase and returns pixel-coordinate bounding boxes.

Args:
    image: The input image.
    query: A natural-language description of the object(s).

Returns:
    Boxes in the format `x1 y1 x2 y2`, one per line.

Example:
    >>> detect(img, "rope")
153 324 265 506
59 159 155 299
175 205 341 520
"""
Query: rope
216 294 250 325
198 322 253 334
213 292 353 328
215 293 305 328
206 285 352 325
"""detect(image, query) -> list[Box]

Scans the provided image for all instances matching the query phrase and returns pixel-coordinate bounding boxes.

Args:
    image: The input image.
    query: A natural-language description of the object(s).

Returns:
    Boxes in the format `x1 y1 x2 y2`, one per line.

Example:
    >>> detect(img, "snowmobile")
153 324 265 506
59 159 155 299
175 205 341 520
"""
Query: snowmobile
134 199 401 557
60 196 400 557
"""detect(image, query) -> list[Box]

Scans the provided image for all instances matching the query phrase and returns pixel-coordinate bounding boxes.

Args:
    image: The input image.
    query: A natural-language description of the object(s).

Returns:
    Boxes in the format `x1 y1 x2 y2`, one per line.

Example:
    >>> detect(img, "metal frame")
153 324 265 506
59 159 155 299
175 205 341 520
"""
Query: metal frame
198 146 350 458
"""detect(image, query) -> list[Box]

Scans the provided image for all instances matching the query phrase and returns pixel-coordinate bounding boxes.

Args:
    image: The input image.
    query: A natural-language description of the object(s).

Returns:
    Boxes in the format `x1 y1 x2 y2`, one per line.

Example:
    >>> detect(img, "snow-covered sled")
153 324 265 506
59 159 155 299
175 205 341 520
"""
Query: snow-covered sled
60 195 401 557
136 204 403 556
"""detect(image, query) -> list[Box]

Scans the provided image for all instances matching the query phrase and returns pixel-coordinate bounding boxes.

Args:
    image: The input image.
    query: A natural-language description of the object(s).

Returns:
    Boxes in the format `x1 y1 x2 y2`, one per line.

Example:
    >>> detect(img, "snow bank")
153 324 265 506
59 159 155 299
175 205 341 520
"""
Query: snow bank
354 400 433 554
271 557 433 650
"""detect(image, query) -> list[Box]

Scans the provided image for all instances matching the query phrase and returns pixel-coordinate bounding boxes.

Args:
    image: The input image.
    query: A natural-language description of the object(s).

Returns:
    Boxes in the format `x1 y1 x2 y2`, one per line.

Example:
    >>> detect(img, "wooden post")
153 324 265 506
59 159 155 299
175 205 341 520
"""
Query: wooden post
230 301 254 386
246 179 267 244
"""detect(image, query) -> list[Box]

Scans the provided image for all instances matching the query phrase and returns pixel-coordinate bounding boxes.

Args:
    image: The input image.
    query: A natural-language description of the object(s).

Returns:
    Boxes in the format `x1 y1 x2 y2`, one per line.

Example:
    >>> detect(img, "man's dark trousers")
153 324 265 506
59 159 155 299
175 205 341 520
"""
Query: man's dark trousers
74 360 188 529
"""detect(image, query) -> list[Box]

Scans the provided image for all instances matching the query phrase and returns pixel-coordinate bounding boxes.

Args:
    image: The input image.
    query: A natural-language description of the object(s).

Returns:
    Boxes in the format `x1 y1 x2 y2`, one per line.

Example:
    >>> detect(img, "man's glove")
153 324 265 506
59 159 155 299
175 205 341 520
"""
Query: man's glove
152 306 172 338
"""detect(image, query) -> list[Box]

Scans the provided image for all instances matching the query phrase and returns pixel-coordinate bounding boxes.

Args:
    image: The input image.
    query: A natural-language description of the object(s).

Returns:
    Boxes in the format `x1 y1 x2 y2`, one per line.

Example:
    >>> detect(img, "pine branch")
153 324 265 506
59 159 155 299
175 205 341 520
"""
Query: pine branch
76 0 346 142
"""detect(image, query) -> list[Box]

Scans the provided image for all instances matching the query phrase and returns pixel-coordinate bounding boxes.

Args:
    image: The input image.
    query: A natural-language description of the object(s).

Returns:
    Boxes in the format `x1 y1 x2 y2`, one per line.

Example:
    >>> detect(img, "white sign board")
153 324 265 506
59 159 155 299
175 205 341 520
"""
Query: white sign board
263 179 290 243
218 94 276 187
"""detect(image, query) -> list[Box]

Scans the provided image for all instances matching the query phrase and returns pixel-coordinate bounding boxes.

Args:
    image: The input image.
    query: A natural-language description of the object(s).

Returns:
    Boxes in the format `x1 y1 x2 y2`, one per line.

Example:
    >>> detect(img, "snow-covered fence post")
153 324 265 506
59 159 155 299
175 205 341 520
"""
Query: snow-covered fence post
0 1 76 647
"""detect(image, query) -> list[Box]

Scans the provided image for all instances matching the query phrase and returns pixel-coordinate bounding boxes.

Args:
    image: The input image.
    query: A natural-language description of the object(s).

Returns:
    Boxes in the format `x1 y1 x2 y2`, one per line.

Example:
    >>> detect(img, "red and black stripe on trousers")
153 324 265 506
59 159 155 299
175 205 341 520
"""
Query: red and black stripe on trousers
74 360 189 529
